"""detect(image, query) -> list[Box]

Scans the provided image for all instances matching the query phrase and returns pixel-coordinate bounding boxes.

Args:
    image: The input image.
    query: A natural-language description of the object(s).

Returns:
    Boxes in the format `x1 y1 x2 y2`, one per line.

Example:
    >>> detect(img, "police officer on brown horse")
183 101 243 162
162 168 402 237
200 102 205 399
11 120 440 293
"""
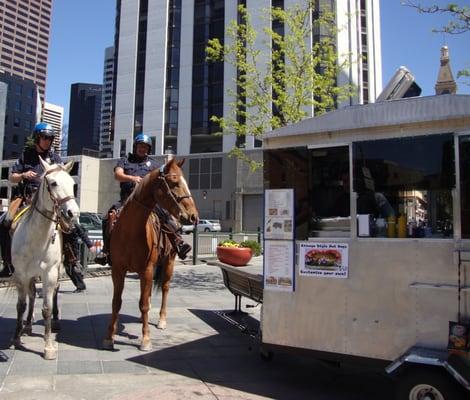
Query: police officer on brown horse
95 133 191 265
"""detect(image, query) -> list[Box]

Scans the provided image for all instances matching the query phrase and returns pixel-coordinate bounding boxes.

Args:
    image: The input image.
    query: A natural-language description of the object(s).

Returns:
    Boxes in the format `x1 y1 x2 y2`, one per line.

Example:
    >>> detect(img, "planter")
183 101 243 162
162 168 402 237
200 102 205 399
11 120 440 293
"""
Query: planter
216 246 253 267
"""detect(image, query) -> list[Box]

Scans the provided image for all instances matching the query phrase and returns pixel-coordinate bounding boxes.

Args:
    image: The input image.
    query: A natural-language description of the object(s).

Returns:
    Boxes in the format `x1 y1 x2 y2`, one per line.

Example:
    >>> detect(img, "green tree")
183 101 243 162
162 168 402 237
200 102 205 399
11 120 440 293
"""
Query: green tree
206 1 353 169
24 134 35 150
402 1 469 84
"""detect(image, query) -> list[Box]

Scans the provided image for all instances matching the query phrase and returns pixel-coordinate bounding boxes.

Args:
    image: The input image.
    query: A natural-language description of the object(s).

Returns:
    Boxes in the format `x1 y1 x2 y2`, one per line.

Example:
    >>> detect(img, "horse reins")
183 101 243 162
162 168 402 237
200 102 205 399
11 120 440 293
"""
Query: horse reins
33 166 75 233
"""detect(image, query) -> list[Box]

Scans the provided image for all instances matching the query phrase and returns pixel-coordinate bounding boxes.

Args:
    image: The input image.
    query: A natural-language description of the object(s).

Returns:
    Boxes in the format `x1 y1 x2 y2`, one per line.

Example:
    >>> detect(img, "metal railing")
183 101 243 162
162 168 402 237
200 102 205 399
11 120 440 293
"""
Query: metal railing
191 228 263 265
79 228 263 268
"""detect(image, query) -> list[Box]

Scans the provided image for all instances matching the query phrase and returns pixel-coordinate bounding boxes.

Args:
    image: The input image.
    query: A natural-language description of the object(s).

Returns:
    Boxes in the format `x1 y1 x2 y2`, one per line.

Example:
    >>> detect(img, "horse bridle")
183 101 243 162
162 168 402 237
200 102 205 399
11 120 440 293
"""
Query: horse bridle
158 171 193 217
33 166 75 231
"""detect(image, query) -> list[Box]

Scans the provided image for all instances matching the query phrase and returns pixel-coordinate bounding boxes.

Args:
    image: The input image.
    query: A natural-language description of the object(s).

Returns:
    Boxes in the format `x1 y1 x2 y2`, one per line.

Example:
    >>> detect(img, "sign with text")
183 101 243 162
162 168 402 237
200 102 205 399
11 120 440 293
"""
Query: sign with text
264 189 294 240
264 240 294 292
299 242 349 279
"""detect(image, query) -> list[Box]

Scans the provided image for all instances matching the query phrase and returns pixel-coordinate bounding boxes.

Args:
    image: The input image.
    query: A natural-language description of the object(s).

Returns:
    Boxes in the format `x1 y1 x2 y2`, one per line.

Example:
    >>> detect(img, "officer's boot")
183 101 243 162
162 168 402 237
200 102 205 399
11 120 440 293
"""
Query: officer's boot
95 210 117 266
1 197 23 229
162 220 191 260
94 217 109 265
0 225 14 278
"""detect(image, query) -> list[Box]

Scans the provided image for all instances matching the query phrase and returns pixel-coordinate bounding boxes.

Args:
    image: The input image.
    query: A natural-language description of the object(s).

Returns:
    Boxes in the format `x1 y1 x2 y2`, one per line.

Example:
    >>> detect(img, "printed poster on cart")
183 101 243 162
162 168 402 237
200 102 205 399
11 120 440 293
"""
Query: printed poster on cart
299 242 349 279
264 189 294 240
264 240 294 292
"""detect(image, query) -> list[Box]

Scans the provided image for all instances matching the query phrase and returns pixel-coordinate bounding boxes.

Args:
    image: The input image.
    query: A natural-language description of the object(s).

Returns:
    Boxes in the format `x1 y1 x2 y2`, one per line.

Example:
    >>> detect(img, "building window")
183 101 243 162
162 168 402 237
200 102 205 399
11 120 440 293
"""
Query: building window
13 117 20 127
120 139 126 157
1 168 9 180
15 84 23 95
15 100 22 112
225 200 231 219
188 157 223 190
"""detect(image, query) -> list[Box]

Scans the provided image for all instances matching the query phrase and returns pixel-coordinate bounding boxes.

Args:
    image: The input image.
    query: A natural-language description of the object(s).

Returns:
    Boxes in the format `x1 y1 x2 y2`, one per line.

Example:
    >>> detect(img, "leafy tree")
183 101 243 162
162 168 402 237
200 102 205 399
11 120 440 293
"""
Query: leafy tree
402 1 469 34
206 1 353 169
24 135 35 150
402 1 469 84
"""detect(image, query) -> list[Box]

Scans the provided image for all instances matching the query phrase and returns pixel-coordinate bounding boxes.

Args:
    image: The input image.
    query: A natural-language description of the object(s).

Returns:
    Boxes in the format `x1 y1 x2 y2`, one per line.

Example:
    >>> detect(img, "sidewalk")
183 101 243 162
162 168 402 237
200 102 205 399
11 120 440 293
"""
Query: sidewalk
0 263 393 400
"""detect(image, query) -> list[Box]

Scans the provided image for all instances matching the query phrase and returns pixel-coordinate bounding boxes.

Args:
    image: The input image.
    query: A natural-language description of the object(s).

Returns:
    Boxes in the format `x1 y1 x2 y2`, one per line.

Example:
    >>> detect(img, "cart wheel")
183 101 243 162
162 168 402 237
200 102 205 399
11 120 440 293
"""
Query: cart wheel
259 347 273 362
395 367 465 400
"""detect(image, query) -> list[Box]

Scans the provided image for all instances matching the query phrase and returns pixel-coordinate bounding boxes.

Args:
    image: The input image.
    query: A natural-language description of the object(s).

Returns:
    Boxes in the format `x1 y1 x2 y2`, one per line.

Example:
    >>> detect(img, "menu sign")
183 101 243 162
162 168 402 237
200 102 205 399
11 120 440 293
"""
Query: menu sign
264 240 294 292
299 242 349 279
264 189 294 240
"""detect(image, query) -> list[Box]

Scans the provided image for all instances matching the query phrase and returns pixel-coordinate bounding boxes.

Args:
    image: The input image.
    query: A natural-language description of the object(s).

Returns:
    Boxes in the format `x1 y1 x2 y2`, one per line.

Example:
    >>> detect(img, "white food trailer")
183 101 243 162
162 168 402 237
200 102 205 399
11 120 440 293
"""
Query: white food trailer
261 94 470 399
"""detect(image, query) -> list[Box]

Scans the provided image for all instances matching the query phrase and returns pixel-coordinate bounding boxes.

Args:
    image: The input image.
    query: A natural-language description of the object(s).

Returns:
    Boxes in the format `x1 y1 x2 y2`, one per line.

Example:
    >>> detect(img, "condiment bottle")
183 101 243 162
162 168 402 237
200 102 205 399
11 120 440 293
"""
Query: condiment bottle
387 216 396 238
397 215 406 238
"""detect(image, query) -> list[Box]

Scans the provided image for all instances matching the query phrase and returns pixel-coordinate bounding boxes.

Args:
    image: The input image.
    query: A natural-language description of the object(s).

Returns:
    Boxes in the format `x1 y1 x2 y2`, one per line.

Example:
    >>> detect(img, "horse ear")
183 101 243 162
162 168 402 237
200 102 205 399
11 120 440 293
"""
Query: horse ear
39 156 52 173
177 158 185 168
63 160 74 174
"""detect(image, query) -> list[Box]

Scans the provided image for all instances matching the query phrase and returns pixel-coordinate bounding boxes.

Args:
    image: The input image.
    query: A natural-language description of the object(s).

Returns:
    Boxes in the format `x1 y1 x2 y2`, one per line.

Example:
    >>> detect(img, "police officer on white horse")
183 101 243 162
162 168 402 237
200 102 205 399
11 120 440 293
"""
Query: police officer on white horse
0 123 95 288
95 133 191 265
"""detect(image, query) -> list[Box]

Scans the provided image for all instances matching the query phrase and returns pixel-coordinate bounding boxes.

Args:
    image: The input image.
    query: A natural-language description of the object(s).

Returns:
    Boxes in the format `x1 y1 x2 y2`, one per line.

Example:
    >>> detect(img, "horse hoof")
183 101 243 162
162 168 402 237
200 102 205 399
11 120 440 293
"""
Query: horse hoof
157 320 167 330
102 339 114 350
51 320 61 332
140 340 152 352
44 348 57 360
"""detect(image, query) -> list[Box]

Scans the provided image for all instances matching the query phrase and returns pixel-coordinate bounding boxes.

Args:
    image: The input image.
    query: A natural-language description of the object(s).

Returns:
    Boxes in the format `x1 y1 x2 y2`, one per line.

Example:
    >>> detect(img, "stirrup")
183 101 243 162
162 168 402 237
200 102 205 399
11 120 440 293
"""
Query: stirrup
94 253 108 266
176 243 191 260
0 263 13 278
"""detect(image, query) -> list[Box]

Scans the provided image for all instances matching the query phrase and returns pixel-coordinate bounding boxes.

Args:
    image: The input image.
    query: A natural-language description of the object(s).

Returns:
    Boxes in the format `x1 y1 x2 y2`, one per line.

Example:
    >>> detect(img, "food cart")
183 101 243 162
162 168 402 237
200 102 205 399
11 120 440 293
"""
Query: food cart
261 94 470 399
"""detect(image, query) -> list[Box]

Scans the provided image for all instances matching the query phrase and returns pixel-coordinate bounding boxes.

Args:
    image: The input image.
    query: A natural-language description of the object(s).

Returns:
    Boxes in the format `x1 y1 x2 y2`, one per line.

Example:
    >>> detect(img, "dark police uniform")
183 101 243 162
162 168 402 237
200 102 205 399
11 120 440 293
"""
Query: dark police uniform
63 223 94 292
11 147 63 199
116 153 159 203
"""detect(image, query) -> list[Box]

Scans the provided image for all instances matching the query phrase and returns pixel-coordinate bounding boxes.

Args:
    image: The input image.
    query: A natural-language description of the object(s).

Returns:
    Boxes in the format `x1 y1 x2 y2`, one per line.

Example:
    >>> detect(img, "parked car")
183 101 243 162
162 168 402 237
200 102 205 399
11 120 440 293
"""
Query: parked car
79 212 102 231
182 219 221 233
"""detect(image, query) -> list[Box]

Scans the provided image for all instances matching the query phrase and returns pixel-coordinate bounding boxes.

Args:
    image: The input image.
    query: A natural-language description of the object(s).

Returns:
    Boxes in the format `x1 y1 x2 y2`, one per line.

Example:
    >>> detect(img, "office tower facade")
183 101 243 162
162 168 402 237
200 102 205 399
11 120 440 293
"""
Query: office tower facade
99 46 115 158
113 0 382 157
43 101 63 153
67 83 102 156
0 71 39 160
0 0 52 104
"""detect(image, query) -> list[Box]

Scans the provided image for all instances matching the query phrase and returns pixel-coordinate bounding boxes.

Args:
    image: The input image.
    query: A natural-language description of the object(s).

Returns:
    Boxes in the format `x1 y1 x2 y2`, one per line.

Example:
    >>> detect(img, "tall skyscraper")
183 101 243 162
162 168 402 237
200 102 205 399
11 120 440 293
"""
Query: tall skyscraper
0 0 53 104
67 83 102 156
113 0 382 157
99 46 115 158
43 101 64 153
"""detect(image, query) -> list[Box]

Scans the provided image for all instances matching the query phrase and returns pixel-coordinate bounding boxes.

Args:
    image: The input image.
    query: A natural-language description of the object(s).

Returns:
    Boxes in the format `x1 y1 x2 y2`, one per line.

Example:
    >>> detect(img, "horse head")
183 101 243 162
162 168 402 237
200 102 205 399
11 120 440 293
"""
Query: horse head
154 158 199 225
39 157 80 228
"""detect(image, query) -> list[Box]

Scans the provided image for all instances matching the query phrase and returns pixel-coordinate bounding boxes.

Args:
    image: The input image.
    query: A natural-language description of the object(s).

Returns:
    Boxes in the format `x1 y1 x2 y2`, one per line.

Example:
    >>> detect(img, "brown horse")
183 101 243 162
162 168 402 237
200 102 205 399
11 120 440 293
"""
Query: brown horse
103 158 198 351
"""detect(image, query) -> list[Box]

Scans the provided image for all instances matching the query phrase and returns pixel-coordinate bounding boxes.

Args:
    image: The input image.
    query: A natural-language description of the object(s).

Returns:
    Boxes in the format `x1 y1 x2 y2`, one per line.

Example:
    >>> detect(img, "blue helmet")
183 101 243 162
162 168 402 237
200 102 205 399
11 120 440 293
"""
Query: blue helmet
133 133 152 152
33 122 55 142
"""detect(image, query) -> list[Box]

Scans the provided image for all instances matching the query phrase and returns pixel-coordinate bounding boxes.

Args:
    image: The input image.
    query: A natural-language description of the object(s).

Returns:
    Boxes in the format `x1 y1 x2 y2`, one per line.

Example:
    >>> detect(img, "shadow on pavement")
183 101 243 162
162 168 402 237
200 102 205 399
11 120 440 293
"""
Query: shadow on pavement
126 308 394 400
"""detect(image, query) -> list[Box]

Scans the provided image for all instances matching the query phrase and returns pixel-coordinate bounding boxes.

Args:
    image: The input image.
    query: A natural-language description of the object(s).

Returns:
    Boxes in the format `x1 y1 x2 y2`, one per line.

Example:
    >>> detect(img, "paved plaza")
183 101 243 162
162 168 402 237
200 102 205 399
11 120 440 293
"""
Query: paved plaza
0 263 393 399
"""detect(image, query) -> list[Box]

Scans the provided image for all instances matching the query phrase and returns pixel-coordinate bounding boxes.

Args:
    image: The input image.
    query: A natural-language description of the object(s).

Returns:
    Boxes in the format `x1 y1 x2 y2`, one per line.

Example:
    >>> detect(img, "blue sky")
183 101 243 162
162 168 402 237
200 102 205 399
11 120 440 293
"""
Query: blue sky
46 0 470 124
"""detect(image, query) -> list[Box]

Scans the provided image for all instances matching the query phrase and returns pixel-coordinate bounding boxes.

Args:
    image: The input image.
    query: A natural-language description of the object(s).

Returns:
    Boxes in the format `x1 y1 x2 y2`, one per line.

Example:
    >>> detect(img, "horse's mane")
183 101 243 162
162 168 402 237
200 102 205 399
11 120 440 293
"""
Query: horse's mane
123 167 160 208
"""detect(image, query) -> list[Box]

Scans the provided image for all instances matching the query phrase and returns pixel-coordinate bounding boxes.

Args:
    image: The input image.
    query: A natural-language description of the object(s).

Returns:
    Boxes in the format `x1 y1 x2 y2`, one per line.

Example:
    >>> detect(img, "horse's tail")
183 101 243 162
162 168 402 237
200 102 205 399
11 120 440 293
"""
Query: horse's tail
153 261 162 293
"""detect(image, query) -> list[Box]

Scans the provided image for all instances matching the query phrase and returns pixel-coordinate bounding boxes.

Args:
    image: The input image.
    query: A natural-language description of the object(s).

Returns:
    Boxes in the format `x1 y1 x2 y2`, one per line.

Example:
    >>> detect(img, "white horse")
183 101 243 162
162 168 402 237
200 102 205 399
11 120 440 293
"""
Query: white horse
11 157 79 360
